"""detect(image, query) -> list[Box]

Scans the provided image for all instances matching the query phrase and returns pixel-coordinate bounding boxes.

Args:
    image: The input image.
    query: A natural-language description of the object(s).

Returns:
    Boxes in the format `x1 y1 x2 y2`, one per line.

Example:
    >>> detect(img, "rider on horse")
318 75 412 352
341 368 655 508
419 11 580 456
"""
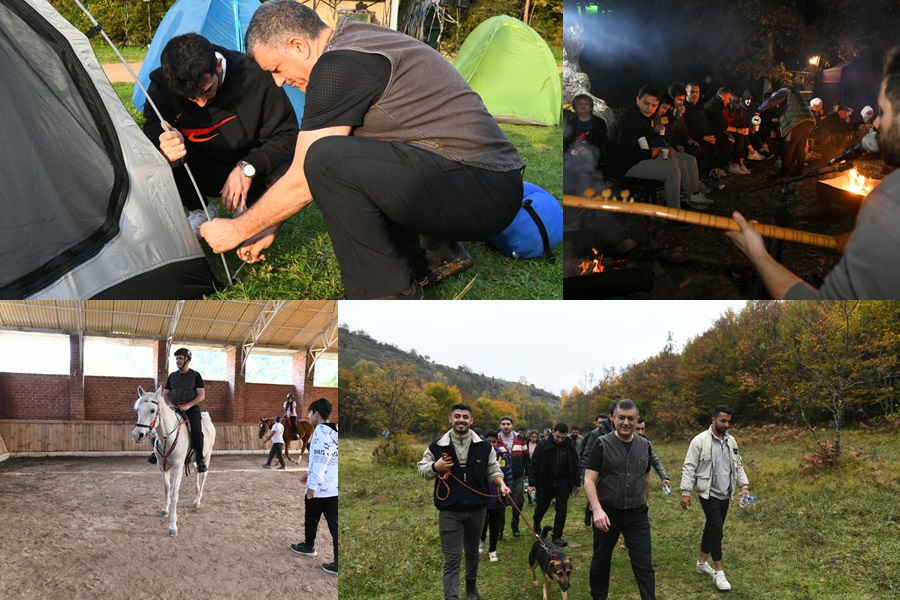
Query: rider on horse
284 393 301 441
149 347 208 473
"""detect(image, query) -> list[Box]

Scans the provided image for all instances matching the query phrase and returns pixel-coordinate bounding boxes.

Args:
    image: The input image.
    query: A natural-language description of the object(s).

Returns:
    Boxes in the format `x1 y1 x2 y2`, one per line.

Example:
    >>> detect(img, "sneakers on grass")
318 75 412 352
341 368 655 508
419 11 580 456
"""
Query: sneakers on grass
488 551 498 562
697 561 716 576
188 204 219 239
713 570 732 590
290 542 317 557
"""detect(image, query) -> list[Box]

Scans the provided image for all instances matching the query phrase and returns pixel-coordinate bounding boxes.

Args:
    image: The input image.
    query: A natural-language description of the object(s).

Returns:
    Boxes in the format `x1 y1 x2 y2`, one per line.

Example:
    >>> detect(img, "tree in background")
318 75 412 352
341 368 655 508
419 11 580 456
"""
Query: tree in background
420 382 464 433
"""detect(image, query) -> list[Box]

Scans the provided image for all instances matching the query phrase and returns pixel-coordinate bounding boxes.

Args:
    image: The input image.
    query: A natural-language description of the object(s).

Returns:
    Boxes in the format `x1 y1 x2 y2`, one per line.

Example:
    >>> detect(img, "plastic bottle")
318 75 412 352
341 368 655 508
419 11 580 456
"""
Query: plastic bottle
663 484 672 496
739 494 759 508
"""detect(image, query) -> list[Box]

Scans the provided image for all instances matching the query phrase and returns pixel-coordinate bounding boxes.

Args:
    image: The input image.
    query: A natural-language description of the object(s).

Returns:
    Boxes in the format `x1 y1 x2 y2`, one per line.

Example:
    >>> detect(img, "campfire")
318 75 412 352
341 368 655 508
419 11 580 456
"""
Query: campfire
816 168 878 215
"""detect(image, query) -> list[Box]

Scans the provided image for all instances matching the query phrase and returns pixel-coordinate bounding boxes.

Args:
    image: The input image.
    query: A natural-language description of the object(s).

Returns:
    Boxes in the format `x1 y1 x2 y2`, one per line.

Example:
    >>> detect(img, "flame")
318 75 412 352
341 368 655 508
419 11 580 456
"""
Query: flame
843 168 875 196
579 248 605 275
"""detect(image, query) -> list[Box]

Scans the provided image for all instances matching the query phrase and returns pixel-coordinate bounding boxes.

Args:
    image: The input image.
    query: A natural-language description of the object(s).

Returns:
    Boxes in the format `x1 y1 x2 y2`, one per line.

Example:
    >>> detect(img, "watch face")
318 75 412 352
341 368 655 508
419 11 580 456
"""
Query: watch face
240 162 256 177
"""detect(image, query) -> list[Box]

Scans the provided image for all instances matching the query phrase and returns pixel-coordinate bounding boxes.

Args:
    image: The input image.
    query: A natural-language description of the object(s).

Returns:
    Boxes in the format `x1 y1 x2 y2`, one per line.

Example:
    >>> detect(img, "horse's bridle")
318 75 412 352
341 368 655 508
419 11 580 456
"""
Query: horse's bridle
136 398 186 472
134 398 160 433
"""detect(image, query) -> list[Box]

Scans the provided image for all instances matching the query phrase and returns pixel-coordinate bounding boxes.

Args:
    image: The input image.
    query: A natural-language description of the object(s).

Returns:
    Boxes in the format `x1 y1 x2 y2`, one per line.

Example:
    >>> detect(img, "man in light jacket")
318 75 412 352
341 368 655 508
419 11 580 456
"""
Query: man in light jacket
681 405 751 592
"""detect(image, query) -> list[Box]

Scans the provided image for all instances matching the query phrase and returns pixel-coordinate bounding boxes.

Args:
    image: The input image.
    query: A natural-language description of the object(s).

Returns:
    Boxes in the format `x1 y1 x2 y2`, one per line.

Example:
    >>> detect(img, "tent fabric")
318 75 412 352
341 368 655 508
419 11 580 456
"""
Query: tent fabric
0 0 218 299
453 15 560 126
133 0 305 119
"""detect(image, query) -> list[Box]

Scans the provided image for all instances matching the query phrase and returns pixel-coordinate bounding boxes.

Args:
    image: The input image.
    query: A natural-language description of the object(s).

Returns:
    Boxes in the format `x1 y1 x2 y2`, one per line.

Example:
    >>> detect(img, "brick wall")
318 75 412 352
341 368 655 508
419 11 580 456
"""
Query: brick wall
0 373 71 419
84 376 157 420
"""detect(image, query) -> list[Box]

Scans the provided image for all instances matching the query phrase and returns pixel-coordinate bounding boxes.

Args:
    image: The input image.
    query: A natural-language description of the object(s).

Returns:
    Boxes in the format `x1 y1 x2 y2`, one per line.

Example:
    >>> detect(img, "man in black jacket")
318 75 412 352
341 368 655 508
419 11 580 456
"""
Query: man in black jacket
143 33 299 238
418 403 510 600
683 82 721 179
528 423 580 546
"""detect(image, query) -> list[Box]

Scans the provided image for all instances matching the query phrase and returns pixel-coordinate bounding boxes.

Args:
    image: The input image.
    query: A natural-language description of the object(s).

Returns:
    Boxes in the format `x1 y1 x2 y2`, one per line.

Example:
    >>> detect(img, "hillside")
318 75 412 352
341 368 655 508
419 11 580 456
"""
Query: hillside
338 326 560 409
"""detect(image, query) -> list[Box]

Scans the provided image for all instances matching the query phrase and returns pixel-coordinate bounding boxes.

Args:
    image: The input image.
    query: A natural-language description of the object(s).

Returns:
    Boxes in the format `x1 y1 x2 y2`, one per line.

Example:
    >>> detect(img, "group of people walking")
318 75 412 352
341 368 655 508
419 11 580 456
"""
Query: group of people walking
419 402 751 599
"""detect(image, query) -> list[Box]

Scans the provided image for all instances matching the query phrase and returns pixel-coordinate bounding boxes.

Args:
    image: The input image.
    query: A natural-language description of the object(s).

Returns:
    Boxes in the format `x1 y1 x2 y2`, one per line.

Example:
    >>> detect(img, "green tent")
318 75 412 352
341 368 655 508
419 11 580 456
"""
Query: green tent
454 15 560 126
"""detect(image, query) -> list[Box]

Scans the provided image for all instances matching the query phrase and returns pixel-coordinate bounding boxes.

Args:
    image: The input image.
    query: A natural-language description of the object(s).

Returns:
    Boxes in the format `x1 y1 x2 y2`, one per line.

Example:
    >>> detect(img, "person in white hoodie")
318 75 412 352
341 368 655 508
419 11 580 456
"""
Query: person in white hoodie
681 405 751 592
290 397 338 575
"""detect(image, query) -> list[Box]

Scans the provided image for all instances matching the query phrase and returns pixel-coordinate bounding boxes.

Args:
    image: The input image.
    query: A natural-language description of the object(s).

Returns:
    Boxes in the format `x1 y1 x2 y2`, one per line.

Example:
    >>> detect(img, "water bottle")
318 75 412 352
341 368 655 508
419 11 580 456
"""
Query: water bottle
663 484 672 496
739 494 758 508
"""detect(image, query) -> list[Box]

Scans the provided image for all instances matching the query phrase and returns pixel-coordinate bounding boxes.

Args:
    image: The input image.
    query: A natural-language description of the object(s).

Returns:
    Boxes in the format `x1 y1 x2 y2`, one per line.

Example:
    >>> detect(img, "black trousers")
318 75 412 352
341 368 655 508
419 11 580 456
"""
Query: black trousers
304 136 523 298
590 504 656 600
699 495 731 562
174 160 290 211
714 132 735 168
305 494 338 563
179 405 204 465
266 442 285 467
780 120 815 177
480 506 505 552
533 484 571 539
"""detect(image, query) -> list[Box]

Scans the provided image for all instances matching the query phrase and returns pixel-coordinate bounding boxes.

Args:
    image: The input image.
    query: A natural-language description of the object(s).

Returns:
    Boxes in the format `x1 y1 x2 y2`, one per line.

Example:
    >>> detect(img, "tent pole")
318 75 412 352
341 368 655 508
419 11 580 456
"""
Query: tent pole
70 0 236 288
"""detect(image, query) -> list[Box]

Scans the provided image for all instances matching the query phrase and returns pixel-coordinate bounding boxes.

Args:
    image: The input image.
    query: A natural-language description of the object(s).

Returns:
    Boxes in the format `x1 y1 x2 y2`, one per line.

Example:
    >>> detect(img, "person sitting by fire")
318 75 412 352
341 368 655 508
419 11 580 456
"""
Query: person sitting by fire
564 93 608 195
820 105 854 159
727 46 900 299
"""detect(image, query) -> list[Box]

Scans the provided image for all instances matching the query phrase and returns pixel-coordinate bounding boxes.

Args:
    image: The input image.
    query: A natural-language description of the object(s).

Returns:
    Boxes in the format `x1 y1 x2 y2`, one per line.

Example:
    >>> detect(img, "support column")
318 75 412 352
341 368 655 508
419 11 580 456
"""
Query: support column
226 345 243 422
291 350 308 412
153 340 168 391
68 334 85 420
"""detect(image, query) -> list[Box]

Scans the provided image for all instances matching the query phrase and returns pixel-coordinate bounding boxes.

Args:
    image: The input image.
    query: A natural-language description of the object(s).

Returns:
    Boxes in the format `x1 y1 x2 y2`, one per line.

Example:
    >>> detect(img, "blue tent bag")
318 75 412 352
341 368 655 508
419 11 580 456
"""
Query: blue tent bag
487 182 562 262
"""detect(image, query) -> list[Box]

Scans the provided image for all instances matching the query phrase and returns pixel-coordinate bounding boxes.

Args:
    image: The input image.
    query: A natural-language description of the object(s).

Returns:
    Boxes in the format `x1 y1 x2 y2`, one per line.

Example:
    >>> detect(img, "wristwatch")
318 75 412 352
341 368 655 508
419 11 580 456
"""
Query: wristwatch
237 160 256 178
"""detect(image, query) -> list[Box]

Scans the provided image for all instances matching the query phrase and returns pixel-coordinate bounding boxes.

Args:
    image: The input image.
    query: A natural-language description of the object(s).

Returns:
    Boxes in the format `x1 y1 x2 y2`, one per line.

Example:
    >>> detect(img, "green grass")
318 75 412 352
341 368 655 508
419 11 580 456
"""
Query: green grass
341 428 900 599
92 45 147 64
110 82 562 299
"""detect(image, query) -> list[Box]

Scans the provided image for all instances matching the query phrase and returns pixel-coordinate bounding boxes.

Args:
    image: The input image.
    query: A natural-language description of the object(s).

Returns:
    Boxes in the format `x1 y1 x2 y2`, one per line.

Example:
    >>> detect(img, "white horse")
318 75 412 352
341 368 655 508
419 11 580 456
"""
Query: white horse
131 385 216 536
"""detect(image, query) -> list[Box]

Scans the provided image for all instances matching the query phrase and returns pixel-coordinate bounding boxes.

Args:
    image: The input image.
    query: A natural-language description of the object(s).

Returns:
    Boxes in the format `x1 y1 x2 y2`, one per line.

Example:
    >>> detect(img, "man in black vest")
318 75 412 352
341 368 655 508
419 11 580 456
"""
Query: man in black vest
150 347 207 472
418 403 510 600
584 399 656 600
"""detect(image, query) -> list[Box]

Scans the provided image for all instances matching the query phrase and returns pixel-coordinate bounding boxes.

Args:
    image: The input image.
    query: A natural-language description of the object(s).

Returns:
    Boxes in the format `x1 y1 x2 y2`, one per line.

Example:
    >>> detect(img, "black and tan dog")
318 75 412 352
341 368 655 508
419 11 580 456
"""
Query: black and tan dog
529 526 573 599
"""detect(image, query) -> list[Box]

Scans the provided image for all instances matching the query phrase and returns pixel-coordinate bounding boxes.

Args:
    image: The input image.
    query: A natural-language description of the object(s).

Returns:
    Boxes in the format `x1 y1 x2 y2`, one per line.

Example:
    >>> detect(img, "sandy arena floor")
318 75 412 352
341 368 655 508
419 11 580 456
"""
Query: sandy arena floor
0 454 337 599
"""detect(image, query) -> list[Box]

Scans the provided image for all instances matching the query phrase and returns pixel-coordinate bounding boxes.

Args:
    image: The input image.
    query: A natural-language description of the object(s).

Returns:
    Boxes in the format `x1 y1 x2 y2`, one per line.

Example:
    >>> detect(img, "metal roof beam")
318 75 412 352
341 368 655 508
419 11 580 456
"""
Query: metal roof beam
165 301 186 373
241 300 286 375
308 301 338 378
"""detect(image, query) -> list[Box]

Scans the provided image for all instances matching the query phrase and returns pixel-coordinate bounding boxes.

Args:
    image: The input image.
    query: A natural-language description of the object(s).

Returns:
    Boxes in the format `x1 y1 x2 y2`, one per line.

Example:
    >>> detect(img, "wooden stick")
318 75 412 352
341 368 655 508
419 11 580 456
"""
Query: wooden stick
563 193 852 254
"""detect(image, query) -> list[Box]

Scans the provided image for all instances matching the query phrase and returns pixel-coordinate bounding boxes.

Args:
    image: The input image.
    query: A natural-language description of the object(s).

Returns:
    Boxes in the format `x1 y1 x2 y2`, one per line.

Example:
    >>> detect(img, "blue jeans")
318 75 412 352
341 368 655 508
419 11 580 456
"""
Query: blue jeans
439 508 486 600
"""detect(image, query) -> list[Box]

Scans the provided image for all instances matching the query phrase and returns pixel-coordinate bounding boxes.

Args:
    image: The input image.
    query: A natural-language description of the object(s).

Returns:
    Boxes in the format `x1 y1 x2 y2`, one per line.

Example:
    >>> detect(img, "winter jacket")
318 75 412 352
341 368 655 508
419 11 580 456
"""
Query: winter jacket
529 436 579 495
306 423 338 498
419 429 502 511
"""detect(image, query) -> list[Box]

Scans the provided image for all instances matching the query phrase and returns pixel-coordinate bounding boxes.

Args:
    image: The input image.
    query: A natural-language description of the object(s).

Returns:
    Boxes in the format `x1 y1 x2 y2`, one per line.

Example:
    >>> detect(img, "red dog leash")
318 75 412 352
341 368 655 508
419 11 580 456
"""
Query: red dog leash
434 453 548 549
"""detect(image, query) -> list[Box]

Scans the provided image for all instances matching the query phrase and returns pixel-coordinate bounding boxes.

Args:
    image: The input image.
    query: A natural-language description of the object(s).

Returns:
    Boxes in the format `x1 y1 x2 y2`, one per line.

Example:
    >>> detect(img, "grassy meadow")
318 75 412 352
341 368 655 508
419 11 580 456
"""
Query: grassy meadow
340 427 899 599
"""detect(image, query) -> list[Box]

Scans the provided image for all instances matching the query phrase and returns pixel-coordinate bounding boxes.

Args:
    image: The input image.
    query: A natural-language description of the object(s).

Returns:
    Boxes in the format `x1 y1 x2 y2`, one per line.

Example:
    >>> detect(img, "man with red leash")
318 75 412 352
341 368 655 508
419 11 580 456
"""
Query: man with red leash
418 403 512 600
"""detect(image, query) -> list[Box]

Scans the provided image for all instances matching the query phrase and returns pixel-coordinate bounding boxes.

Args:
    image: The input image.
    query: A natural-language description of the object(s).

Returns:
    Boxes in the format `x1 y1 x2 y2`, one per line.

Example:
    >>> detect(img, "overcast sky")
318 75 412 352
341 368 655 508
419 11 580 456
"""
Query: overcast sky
339 301 747 395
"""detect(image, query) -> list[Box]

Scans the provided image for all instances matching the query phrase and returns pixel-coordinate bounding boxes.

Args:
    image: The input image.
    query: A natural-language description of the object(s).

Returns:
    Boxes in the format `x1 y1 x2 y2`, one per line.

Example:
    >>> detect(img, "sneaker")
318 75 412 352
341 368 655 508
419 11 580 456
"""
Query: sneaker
727 163 744 175
747 151 765 161
713 571 732 591
552 537 568 547
420 242 474 288
290 542 317 557
512 528 520 537
276 465 286 470
188 204 219 239
489 551 498 562
478 541 484 554
738 164 752 175
688 192 713 208
263 464 272 469
716 167 729 178
698 181 712 194
322 562 338 575
697 561 716 576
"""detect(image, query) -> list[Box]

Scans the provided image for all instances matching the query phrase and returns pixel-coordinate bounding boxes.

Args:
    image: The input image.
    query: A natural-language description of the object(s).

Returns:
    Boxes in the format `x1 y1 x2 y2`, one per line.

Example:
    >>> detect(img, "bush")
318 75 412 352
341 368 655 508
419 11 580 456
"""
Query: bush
53 0 173 47
372 432 419 467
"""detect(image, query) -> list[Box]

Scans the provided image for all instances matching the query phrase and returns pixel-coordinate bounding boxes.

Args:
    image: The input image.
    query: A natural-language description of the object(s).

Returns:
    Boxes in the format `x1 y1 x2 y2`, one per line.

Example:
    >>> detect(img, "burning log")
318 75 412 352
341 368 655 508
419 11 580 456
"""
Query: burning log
563 192 852 254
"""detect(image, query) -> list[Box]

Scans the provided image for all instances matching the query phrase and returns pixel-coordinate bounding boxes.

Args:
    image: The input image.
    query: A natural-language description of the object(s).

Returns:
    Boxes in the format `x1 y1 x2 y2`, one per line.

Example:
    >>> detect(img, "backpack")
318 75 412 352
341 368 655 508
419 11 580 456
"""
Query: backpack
487 182 562 262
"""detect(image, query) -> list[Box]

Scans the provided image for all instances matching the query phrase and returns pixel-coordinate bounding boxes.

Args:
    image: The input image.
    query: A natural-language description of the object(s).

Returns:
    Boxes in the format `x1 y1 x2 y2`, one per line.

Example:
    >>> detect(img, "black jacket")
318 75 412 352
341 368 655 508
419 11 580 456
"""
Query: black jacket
704 95 729 135
143 46 299 195
605 103 655 176
427 434 494 511
529 436 579 493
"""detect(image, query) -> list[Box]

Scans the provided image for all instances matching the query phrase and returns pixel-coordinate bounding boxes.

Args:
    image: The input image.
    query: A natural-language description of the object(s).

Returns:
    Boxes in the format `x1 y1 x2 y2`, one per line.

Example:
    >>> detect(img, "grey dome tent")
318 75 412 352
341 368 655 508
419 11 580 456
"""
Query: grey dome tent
0 0 218 299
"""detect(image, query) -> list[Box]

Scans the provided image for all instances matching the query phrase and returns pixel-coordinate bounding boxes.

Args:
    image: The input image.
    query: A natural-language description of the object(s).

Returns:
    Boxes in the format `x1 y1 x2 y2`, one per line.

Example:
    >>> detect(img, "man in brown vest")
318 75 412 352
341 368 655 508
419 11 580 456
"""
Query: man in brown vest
200 0 525 299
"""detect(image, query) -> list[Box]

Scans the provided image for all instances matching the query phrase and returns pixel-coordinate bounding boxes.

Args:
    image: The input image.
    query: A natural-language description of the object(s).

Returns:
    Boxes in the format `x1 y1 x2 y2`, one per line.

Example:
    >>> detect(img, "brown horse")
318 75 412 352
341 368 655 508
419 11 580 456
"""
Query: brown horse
258 417 313 463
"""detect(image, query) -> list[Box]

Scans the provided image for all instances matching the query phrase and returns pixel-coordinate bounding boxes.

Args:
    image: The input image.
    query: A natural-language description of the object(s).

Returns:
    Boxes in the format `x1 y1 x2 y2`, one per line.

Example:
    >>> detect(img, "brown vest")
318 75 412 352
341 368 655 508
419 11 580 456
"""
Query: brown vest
325 20 524 172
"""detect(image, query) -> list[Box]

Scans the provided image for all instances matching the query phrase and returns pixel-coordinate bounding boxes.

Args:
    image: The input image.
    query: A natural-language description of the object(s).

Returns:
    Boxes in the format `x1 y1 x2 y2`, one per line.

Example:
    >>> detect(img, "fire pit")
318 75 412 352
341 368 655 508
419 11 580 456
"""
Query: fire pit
816 168 877 216
563 209 654 299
